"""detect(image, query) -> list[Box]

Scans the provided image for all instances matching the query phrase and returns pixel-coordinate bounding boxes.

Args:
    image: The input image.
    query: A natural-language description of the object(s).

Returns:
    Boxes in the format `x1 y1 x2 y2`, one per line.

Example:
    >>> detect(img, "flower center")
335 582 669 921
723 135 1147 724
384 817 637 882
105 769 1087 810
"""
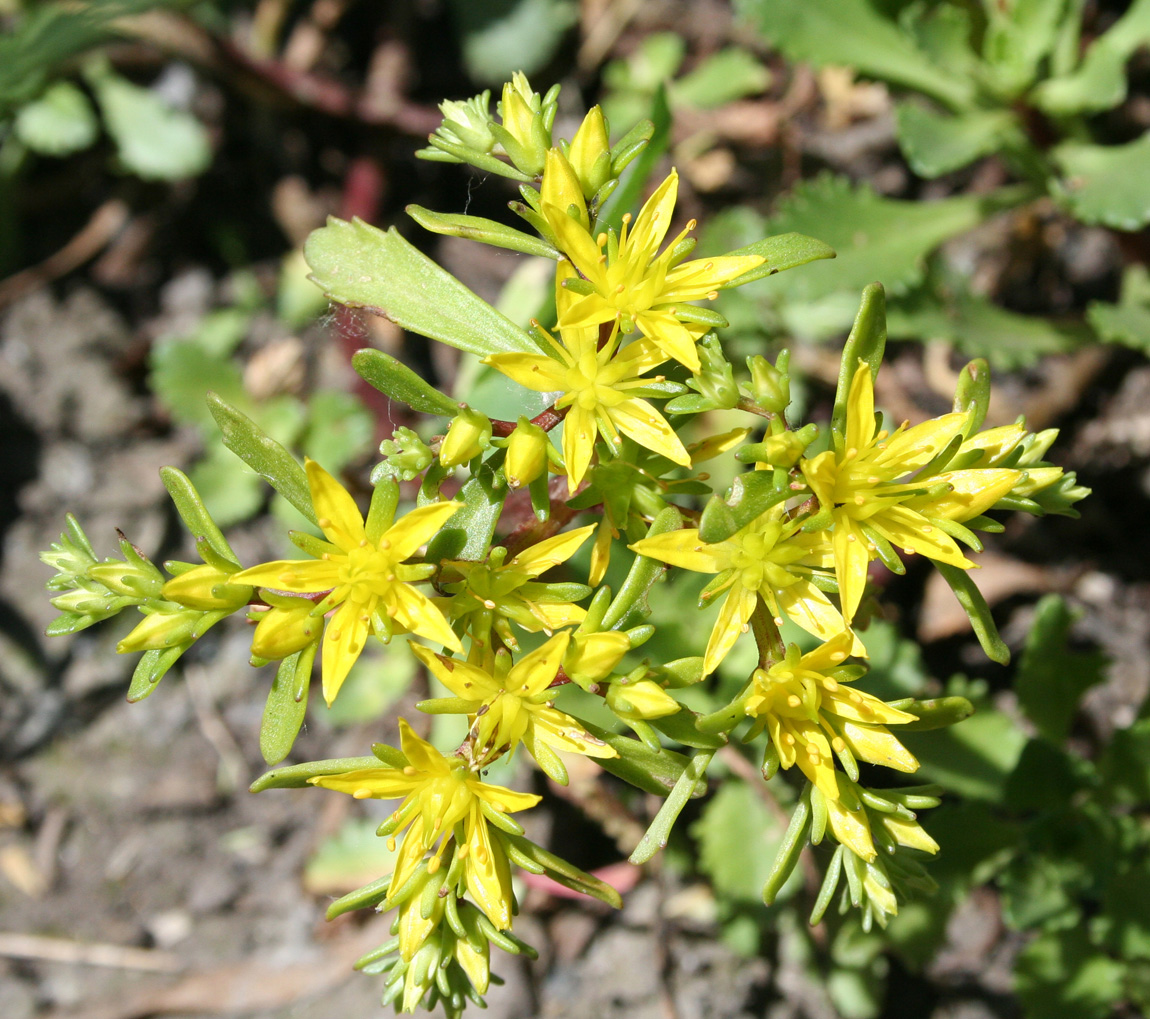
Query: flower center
340 545 395 603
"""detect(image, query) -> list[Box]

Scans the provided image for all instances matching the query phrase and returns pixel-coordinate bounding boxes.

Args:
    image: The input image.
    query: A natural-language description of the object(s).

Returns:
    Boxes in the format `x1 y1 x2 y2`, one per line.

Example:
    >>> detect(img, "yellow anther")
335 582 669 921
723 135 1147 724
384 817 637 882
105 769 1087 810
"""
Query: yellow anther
353 787 372 799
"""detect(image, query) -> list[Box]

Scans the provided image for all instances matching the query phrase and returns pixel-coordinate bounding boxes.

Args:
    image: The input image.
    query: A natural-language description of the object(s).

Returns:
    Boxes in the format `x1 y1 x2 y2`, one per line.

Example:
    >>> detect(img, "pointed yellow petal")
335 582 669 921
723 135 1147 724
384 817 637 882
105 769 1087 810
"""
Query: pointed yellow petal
825 795 876 862
628 528 729 574
911 468 1020 522
510 524 596 576
486 352 568 392
662 254 765 298
321 599 369 704
833 515 871 624
508 631 569 696
309 768 418 799
774 580 857 651
531 706 618 757
628 170 678 257
306 459 367 550
384 501 462 561
838 719 919 773
388 583 463 652
541 148 588 228
464 807 513 930
633 309 700 371
231 558 341 592
410 643 497 699
397 717 447 772
611 397 690 466
544 204 606 285
703 584 757 676
467 778 542 814
881 814 939 854
844 363 876 453
562 405 597 492
876 412 967 473
870 505 972 568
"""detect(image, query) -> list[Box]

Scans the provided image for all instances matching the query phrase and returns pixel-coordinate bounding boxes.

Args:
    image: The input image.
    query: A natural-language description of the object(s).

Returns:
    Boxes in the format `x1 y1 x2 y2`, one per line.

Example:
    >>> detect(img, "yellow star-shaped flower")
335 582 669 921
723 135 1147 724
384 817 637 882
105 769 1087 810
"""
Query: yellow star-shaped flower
800 363 1020 624
629 504 855 676
542 167 763 371
485 265 689 492
311 719 539 930
745 632 919 863
232 460 462 704
413 632 616 781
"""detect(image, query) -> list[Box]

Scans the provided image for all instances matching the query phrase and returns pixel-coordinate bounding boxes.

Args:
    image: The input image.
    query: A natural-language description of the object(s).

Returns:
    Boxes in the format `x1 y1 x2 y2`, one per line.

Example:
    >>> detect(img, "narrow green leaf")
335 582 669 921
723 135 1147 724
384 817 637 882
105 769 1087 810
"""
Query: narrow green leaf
206 393 317 525
582 721 694 796
326 873 392 920
304 218 538 356
259 645 316 765
352 349 460 417
406 204 559 259
630 749 714 864
160 467 239 568
500 833 623 909
933 561 1010 665
831 283 886 448
126 645 185 701
721 231 836 288
250 755 383 792
762 790 811 905
897 696 975 731
601 505 681 630
649 708 728 749
953 358 991 434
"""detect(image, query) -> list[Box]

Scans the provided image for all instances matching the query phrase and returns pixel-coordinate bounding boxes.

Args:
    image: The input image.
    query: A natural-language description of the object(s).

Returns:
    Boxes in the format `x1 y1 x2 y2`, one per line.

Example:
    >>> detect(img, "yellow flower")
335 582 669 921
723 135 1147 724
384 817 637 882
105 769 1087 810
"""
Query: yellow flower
543 168 763 371
413 633 617 774
605 678 679 721
629 504 855 676
311 720 539 930
485 264 689 492
746 633 919 861
800 363 1020 623
232 461 462 705
566 106 611 198
442 525 596 654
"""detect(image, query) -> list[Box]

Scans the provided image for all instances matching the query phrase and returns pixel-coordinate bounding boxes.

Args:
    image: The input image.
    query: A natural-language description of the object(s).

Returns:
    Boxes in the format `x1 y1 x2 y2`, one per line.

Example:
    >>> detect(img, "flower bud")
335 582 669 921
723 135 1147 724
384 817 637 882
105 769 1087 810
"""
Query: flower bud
504 417 549 488
541 148 588 229
88 559 164 599
117 606 203 652
606 678 679 720
747 350 791 414
564 630 630 687
162 564 252 611
439 407 492 468
494 73 548 176
376 425 434 482
568 105 612 199
435 92 495 152
249 596 319 660
693 334 738 408
755 423 819 469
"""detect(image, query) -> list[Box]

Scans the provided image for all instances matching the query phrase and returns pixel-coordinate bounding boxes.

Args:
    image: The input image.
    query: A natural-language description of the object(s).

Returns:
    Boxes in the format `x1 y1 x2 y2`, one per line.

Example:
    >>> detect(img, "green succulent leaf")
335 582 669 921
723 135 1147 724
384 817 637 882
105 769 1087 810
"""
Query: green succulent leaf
304 218 539 356
13 80 98 155
424 451 504 562
406 204 560 259
259 645 316 766
1087 265 1150 354
352 349 461 417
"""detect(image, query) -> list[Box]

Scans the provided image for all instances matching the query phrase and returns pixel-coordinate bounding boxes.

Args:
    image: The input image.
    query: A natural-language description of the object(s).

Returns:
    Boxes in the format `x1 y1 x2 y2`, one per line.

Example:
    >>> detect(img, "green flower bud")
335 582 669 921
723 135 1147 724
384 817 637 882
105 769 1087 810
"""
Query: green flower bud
434 91 495 152
747 350 791 414
439 407 492 468
377 426 434 482
504 417 549 488
693 333 738 409
117 605 204 652
249 595 320 660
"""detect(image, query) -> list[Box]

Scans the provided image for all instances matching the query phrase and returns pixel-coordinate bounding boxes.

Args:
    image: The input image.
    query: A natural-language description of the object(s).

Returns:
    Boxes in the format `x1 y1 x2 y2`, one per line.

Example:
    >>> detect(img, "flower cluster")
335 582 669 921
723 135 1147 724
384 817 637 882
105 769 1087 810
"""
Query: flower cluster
40 71 1088 1014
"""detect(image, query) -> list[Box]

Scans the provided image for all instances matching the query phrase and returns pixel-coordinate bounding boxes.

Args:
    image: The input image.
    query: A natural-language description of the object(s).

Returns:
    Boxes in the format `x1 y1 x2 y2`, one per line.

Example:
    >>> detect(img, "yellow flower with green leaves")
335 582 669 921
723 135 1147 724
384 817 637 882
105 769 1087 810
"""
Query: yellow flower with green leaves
800 363 1021 624
745 633 919 861
485 264 689 493
541 166 763 371
629 504 854 676
441 525 596 655
413 632 616 782
311 719 539 930
232 461 462 705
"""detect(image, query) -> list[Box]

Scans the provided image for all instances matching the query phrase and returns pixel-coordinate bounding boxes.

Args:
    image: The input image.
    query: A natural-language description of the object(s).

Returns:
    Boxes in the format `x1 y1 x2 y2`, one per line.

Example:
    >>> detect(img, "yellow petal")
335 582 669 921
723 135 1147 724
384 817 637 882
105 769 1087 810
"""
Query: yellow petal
633 309 701 371
510 524 596 576
562 404 597 492
531 705 617 757
486 352 568 392
774 580 858 652
321 598 369 704
662 254 765 299
467 777 542 814
540 148 587 228
844 363 876 453
588 518 613 587
825 795 876 862
231 557 341 592
703 583 757 676
410 643 498 699
876 412 967 473
508 631 570 696
385 500 462 561
611 397 690 466
627 170 678 257
306 459 367 550
911 468 1020 522
832 515 871 624
464 807 514 930
628 527 729 574
544 206 606 286
388 582 463 652
837 719 919 773
881 814 939 854
397 717 448 773
870 505 971 568
309 768 417 799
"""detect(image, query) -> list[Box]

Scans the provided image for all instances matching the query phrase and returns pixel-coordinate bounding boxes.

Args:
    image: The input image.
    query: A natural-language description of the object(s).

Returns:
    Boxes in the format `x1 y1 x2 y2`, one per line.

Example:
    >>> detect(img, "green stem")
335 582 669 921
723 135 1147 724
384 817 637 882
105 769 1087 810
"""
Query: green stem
750 596 785 668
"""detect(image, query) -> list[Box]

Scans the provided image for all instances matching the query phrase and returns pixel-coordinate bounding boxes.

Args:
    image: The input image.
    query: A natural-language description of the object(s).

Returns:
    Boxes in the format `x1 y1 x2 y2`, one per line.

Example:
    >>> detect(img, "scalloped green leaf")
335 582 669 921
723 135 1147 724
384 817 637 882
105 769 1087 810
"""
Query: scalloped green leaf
895 103 1020 178
735 0 975 109
1053 134 1150 231
304 218 538 356
13 80 97 155
1087 266 1150 354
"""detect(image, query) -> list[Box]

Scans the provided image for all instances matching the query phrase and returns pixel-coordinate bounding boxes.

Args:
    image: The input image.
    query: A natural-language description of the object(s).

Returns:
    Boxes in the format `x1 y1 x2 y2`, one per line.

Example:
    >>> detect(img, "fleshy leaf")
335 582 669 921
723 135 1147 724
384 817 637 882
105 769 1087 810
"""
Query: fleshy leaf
304 218 539 356
352 349 460 417
406 204 560 259
895 103 1020 178
1053 134 1150 231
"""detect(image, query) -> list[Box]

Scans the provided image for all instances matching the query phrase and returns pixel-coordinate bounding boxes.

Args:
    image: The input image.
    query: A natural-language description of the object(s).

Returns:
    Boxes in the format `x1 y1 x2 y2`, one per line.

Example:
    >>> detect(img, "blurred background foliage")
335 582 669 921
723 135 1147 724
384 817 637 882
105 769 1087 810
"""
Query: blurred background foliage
1 2 1148 1018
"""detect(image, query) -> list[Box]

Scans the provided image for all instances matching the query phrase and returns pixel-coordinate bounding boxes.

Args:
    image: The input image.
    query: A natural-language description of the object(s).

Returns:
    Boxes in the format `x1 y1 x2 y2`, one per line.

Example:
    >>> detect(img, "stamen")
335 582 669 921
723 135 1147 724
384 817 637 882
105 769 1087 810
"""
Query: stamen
353 787 372 799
